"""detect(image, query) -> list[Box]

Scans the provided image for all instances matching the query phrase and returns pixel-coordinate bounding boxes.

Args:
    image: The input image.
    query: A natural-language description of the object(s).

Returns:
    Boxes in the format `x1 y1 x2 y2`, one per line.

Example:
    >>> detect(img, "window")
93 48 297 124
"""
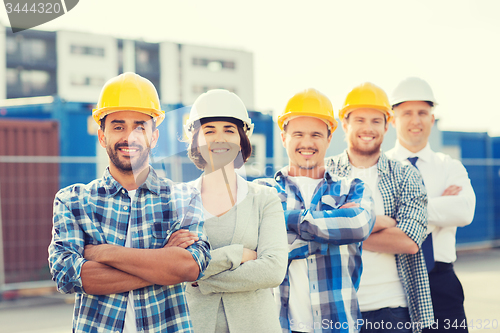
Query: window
192 57 236 70
6 68 18 85
6 37 17 55
6 68 56 98
71 75 106 87
20 70 50 90
27 39 47 60
70 45 105 57
136 49 149 64
192 85 236 95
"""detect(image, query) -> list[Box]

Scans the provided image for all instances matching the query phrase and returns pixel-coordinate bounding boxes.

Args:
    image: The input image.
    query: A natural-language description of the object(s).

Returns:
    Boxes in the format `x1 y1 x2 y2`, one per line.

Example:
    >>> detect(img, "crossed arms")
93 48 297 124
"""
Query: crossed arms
81 230 201 295
48 192 210 296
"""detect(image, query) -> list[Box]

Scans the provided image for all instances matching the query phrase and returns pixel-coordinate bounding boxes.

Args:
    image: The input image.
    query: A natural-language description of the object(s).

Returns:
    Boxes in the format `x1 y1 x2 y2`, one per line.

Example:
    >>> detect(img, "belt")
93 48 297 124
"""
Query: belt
430 261 453 273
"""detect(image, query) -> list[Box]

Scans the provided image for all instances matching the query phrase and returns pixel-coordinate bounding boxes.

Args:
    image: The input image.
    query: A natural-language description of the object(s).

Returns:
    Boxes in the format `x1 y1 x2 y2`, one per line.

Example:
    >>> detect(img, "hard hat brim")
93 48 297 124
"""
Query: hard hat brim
92 106 165 127
278 111 337 132
339 105 392 122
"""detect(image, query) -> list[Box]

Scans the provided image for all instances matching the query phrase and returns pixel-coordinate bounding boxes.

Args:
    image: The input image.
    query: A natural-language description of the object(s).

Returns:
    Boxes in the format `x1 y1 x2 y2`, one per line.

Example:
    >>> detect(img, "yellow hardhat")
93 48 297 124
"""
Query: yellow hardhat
278 88 337 132
339 82 392 122
92 72 165 126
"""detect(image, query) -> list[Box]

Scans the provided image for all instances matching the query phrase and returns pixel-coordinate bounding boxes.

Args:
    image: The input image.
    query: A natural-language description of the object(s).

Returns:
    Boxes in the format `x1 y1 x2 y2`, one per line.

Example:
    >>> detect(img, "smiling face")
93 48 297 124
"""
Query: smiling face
392 101 435 153
98 111 158 175
197 121 241 172
342 108 388 158
281 116 332 178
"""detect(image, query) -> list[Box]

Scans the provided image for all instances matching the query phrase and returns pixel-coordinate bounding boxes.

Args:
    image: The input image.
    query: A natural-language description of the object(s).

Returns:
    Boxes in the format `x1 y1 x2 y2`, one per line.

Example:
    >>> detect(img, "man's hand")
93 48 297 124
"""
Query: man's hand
442 185 462 196
241 248 257 264
371 215 397 233
340 202 360 209
165 229 199 249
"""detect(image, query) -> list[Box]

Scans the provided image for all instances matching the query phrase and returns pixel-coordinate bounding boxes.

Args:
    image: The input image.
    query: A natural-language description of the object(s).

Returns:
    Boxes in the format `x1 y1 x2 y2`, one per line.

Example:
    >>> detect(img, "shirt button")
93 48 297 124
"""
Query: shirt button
119 235 124 240
122 189 126 194
123 206 128 211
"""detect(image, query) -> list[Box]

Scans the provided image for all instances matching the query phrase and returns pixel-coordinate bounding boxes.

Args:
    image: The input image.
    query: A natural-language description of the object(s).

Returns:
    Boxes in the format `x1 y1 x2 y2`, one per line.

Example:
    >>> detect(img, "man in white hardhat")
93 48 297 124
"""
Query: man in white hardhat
48 72 211 333
386 77 475 332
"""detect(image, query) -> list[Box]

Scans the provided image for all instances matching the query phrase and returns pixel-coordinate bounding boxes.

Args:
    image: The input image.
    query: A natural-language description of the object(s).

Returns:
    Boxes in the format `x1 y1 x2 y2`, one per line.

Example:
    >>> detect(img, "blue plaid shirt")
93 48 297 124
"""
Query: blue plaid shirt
48 167 210 333
255 167 375 333
327 151 434 333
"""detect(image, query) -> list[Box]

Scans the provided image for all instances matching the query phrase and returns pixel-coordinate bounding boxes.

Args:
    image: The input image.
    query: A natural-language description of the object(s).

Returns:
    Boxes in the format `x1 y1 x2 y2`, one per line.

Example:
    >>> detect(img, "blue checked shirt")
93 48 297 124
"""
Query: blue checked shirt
255 167 375 333
48 167 211 333
327 151 434 333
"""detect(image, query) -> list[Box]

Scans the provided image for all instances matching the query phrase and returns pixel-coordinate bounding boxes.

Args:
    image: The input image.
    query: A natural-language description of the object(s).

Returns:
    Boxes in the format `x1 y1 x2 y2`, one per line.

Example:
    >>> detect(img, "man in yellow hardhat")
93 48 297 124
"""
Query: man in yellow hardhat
387 77 475 332
327 82 434 333
255 88 375 332
48 72 211 332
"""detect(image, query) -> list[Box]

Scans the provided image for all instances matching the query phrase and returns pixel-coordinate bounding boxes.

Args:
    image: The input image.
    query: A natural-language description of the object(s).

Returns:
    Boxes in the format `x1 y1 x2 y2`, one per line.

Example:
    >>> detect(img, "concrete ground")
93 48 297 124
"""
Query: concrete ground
454 248 500 332
0 247 499 332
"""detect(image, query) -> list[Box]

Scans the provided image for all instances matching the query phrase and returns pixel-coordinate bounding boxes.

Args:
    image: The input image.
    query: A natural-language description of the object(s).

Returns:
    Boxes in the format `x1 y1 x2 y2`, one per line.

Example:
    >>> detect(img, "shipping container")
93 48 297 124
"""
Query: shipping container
0 119 59 284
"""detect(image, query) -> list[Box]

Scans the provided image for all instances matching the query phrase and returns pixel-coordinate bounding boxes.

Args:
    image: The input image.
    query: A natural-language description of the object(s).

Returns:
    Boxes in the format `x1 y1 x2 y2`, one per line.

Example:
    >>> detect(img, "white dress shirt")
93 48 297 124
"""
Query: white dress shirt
386 142 476 263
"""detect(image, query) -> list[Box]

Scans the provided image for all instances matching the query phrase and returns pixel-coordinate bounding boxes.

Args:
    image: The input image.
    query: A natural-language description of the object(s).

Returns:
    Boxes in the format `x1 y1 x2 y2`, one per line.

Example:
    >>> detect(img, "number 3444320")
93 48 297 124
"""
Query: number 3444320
5 3 63 14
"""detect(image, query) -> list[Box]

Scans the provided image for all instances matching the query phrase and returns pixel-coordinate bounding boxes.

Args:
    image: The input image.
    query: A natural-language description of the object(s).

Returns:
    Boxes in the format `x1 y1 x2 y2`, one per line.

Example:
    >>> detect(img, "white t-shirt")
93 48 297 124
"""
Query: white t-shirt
287 176 322 332
123 189 137 333
349 166 407 312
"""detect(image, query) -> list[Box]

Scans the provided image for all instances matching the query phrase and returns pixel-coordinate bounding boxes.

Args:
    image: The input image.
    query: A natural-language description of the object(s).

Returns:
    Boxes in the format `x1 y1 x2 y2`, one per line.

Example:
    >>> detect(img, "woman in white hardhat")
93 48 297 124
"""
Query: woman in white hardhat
183 89 287 333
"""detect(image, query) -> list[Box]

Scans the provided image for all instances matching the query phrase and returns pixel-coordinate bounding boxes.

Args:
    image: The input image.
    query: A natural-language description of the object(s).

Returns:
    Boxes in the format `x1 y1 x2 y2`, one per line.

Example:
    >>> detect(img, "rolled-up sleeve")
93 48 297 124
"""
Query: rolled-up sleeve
48 192 87 294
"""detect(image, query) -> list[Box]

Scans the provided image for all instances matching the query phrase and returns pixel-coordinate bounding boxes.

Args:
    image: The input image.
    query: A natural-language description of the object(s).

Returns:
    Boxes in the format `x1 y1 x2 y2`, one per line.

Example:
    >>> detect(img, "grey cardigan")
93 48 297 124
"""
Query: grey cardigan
186 179 288 333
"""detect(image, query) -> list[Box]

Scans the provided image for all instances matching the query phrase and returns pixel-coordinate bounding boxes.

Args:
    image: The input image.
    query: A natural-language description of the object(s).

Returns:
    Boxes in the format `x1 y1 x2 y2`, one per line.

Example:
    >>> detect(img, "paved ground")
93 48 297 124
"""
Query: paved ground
454 248 500 332
0 248 499 332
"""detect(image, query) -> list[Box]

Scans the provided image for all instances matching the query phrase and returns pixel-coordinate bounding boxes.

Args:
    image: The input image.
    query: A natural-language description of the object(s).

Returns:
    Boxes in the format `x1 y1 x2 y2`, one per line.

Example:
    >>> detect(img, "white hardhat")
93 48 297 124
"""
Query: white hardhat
390 77 438 107
184 89 254 139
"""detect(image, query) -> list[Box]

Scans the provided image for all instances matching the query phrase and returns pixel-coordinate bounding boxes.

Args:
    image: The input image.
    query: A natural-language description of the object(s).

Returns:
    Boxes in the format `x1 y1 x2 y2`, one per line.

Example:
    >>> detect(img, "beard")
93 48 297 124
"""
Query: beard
349 134 383 157
107 142 150 174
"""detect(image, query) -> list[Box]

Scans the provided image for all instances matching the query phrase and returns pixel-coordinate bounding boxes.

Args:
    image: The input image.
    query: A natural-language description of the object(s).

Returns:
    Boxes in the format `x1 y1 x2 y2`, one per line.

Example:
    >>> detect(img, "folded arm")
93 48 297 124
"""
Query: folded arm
362 220 419 254
428 161 475 227
197 191 288 294
363 167 427 254
84 243 201 285
286 178 375 245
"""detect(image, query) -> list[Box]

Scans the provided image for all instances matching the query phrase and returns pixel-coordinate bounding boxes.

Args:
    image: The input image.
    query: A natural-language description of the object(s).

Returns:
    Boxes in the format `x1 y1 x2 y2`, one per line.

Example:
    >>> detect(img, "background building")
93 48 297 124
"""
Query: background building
2 28 254 108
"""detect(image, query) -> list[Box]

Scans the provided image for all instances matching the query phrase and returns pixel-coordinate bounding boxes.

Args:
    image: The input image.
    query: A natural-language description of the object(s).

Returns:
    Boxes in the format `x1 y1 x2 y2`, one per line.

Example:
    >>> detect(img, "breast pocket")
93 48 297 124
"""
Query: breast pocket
151 221 171 248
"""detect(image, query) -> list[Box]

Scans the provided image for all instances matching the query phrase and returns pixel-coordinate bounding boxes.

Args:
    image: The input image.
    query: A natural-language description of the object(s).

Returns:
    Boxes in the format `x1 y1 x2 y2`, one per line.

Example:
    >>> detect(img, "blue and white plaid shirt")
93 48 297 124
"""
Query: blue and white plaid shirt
327 151 434 333
255 167 375 333
48 167 211 333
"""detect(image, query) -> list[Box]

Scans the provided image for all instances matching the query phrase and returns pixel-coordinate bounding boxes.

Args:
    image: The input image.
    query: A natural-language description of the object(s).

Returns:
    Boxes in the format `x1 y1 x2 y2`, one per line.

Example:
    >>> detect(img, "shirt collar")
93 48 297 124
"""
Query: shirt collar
337 149 391 175
392 141 432 162
101 166 160 197
275 165 339 183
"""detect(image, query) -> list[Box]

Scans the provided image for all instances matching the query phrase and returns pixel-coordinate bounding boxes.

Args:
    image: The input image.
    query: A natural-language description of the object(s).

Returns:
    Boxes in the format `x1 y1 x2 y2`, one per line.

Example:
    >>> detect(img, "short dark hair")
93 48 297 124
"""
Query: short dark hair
100 114 157 132
187 125 252 170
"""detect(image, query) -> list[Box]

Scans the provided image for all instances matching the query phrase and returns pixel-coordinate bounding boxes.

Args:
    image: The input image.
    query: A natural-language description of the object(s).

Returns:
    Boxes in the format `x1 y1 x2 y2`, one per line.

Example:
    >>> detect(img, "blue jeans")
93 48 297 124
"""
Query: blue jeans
361 307 412 333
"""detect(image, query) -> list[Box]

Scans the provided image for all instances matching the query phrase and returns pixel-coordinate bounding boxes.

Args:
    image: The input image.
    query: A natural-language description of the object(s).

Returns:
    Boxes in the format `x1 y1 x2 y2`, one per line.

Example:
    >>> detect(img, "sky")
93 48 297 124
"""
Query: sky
1 0 500 134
